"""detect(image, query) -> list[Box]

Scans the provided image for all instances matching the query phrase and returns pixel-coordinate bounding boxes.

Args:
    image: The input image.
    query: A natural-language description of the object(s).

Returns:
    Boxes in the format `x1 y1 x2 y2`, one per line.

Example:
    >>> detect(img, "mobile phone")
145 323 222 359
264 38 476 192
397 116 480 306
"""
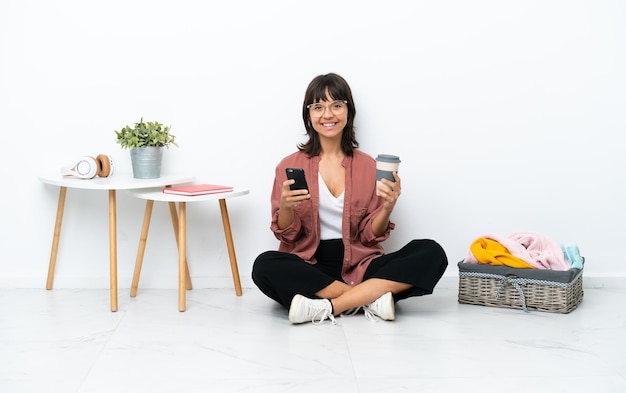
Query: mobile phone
286 168 309 191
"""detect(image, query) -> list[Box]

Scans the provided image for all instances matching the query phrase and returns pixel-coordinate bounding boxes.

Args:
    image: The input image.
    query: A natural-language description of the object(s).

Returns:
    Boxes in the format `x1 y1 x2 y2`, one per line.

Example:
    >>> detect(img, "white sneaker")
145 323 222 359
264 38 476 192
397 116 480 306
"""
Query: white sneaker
363 292 395 322
289 295 337 325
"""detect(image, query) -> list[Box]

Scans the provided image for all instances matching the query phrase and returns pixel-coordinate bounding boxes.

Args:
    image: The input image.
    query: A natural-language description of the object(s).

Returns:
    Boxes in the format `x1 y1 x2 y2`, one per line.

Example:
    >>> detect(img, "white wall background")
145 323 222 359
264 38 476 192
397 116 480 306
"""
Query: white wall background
1 0 624 290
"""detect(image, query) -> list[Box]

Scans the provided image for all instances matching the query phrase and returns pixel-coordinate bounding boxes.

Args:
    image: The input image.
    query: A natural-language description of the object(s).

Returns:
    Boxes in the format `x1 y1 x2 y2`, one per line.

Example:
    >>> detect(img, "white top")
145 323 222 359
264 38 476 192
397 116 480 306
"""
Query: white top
130 187 250 202
38 172 195 190
318 173 343 240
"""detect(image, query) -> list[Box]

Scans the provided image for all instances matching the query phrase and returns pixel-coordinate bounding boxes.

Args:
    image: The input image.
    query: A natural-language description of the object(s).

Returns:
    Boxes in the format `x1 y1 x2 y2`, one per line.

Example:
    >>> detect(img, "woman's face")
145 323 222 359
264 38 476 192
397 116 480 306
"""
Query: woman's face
308 92 348 141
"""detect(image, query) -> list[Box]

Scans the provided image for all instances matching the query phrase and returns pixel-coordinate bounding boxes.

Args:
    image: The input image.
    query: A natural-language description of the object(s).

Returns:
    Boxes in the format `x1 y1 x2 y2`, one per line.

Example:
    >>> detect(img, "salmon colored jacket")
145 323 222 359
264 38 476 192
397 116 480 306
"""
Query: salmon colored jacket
270 150 394 286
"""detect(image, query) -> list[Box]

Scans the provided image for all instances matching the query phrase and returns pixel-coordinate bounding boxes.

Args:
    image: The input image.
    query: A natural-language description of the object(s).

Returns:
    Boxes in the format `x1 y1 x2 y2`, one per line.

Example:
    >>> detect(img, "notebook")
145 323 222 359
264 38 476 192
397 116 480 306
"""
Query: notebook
162 184 233 196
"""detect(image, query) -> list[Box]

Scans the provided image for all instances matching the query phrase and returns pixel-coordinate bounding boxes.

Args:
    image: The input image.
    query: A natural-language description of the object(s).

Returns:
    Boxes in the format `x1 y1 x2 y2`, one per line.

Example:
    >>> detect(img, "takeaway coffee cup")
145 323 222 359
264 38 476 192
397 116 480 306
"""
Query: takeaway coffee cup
376 154 401 195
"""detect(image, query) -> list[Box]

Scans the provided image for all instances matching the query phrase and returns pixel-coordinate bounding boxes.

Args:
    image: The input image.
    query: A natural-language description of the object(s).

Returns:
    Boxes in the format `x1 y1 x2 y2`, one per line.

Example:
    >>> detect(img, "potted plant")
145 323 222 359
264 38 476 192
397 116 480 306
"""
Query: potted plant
115 117 178 179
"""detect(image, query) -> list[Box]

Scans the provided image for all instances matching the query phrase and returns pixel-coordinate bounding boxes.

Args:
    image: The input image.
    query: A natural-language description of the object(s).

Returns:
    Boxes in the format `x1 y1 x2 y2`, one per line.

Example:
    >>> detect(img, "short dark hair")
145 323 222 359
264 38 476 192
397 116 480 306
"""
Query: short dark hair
298 73 358 156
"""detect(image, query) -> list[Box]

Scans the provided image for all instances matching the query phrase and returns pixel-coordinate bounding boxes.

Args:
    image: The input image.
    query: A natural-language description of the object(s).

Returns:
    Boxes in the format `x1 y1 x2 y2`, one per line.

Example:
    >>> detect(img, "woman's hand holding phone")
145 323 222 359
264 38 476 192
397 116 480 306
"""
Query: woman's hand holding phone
286 168 309 191
282 168 310 208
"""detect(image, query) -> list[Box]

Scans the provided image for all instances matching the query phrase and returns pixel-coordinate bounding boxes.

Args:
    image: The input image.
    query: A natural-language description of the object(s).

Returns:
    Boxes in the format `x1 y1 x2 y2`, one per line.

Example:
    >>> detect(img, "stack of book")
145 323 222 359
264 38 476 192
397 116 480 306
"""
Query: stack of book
162 184 233 196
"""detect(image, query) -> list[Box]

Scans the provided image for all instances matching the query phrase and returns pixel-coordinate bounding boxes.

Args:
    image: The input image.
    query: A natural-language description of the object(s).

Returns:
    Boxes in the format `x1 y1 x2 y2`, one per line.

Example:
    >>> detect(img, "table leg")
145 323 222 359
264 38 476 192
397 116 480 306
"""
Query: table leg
131 200 154 297
108 190 118 312
46 186 67 290
168 202 192 290
219 199 243 296
178 202 187 311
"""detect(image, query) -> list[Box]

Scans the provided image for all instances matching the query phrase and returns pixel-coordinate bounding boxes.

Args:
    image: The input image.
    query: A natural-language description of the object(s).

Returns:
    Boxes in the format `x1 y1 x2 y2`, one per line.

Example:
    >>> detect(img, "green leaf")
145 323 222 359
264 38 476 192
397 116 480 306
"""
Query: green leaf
114 117 178 149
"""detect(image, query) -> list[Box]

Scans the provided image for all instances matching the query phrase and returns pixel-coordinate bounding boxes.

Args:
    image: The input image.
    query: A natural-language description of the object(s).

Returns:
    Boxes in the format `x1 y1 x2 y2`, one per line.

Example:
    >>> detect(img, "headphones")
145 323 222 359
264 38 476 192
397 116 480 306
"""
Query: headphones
61 154 114 179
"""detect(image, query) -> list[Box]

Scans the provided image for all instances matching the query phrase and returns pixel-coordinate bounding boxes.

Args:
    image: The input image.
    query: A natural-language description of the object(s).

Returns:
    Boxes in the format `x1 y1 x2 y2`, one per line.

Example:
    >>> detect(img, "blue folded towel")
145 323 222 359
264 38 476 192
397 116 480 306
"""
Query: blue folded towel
561 243 584 269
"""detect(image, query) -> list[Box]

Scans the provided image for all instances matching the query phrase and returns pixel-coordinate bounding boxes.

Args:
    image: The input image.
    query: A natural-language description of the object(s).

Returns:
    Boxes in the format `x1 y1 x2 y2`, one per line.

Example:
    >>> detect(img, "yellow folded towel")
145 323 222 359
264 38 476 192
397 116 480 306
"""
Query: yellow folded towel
470 238 536 269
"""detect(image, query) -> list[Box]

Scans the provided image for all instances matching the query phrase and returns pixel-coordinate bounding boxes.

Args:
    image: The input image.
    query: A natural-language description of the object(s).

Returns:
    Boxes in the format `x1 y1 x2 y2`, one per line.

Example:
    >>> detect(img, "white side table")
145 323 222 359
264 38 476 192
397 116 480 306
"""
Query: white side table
39 172 195 311
129 187 250 311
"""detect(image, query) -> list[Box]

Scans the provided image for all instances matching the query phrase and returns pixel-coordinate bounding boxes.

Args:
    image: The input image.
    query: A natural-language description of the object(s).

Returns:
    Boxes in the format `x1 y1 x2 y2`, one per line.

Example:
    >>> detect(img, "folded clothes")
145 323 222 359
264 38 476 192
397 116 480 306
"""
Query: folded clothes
464 231 570 271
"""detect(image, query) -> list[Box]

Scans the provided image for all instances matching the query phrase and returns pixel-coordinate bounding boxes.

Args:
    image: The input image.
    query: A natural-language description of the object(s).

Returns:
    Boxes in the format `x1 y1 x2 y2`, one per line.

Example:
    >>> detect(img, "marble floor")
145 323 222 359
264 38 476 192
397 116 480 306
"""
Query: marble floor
1 285 625 393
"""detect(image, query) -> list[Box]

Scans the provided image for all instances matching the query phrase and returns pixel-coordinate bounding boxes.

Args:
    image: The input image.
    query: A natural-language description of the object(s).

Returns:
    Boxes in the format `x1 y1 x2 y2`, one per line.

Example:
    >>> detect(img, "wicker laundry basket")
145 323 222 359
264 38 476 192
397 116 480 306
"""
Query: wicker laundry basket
457 260 584 313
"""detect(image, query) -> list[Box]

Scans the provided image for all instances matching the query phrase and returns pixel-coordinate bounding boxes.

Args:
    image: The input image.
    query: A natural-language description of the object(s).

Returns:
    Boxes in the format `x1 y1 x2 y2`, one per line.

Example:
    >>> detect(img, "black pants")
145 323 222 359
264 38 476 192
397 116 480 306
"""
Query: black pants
252 239 448 308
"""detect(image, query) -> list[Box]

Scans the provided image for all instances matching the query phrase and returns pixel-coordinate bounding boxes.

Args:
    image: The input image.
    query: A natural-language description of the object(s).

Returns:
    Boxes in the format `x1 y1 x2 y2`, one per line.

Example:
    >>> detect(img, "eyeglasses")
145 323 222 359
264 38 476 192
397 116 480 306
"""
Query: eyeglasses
306 100 348 117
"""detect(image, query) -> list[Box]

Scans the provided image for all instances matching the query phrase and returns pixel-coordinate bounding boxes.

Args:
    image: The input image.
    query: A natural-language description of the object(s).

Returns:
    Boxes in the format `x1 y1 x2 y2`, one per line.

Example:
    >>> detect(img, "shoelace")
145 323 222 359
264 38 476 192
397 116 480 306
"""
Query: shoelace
362 305 382 322
341 305 382 322
311 300 337 325
340 306 362 317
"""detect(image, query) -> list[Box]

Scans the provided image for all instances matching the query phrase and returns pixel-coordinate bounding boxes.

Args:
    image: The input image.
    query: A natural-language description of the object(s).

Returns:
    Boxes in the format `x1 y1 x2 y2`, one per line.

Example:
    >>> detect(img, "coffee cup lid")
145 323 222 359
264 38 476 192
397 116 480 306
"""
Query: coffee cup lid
376 154 401 163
